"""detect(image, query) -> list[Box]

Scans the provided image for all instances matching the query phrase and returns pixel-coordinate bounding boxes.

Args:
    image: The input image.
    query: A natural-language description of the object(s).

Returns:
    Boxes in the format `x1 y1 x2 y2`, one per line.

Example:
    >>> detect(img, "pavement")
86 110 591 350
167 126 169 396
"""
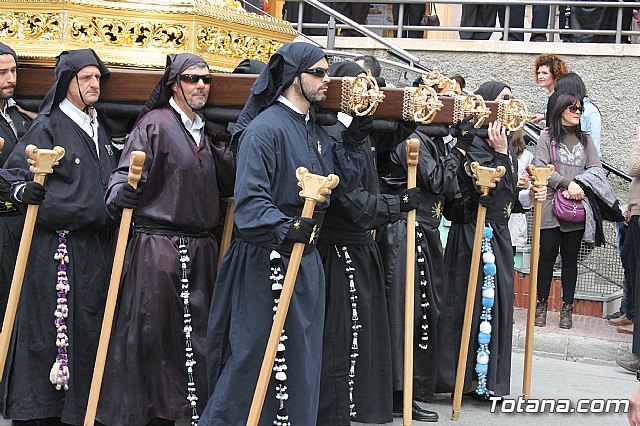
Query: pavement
512 306 634 364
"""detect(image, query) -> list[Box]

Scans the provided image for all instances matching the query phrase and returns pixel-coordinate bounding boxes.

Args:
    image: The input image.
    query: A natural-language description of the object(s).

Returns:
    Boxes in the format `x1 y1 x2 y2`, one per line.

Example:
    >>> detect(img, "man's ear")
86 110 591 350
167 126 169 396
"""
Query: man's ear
172 80 179 95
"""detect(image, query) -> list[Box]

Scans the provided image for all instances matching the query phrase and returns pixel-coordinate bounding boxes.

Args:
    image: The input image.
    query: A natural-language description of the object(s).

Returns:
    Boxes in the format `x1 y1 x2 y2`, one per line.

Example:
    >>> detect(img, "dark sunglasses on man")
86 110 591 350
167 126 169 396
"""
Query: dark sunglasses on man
567 104 584 114
180 73 213 84
302 67 330 78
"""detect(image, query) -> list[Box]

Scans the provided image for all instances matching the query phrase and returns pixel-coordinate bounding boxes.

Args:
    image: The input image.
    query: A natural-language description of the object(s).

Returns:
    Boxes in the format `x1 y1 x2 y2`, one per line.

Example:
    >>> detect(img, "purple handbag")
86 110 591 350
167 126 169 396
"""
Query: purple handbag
551 139 586 223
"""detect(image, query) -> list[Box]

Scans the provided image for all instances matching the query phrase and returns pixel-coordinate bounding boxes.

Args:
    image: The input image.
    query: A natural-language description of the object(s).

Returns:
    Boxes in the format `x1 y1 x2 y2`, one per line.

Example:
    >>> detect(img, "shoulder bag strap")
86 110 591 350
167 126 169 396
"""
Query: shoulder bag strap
551 138 559 170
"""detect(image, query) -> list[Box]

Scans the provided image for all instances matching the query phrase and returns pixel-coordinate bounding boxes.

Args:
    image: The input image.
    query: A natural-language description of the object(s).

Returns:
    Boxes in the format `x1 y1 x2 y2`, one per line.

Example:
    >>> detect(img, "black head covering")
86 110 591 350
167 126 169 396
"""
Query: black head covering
233 59 267 75
329 61 365 78
39 49 110 116
232 42 326 139
474 81 510 102
0 42 17 65
137 53 208 122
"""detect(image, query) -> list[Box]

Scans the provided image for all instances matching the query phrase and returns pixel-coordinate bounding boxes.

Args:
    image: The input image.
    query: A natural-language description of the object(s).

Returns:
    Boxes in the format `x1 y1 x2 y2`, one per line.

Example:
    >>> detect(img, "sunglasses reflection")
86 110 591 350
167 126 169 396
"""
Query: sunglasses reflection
303 67 331 78
180 74 213 84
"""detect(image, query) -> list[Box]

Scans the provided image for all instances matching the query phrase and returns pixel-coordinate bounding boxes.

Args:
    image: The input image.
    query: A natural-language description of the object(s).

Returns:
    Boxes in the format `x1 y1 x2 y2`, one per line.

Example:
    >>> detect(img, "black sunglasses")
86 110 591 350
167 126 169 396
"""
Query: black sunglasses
302 67 330 78
566 104 584 114
180 73 213 84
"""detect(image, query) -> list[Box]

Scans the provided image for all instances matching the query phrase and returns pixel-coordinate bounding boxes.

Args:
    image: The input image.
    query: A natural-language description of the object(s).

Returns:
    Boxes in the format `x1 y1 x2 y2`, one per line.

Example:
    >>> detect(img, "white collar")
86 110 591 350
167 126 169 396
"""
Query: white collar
59 98 100 156
169 97 204 131
59 98 96 123
1 98 16 116
277 95 309 121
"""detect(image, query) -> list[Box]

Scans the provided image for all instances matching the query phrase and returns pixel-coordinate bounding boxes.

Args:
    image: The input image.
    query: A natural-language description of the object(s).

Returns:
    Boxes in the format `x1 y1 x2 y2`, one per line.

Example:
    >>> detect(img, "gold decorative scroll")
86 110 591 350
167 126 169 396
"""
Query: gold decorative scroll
402 85 443 124
340 75 385 117
0 0 297 71
421 69 457 97
453 94 492 128
497 98 536 132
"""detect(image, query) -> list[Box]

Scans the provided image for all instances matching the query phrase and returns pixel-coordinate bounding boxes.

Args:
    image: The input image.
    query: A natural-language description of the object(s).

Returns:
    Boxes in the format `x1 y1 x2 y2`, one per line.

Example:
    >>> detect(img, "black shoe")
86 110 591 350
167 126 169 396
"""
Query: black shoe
392 401 439 422
464 391 503 403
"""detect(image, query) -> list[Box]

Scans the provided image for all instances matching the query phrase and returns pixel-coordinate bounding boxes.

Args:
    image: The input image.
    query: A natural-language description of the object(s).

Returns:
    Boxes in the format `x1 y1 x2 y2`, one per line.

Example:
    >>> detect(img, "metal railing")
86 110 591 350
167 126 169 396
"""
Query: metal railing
285 0 640 44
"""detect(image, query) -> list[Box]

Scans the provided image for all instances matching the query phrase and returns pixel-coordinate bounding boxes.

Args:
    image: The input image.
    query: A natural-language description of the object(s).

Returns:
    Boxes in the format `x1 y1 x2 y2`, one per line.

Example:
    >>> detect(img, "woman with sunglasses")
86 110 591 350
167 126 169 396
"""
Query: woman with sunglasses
533 93 602 329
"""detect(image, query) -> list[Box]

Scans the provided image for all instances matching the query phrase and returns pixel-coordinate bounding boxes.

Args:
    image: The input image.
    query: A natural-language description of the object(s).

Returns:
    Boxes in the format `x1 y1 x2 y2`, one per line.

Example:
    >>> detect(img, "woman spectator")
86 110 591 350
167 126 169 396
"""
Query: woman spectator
549 72 602 156
531 54 569 124
533 93 602 329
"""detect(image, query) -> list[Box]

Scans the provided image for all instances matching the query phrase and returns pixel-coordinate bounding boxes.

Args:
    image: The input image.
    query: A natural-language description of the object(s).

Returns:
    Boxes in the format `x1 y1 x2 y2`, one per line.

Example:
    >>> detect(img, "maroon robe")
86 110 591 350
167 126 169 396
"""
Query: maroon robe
96 106 234 425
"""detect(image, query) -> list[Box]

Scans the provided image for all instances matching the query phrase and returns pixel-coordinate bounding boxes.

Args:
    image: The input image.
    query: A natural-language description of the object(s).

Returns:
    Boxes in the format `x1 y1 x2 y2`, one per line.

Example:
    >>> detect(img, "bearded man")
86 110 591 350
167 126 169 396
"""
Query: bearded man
200 42 370 425
97 53 235 426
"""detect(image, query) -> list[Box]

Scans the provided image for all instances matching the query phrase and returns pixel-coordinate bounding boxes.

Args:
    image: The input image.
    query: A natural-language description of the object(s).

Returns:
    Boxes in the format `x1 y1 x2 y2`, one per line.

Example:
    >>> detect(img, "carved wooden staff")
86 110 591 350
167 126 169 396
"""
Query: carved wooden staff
0 144 65 381
451 162 505 421
217 198 234 270
522 164 554 400
403 138 420 425
247 167 339 426
84 151 146 426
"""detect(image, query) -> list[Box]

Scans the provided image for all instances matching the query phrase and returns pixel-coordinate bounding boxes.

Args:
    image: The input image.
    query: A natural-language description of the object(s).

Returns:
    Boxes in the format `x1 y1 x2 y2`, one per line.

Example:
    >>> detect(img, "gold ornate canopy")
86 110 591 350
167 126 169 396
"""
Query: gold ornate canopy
0 0 297 71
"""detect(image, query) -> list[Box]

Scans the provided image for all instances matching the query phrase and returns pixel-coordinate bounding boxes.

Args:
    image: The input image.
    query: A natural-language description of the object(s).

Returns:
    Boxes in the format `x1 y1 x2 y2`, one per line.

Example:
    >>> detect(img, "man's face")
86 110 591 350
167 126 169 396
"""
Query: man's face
173 67 211 111
296 58 330 104
0 54 17 101
66 65 101 109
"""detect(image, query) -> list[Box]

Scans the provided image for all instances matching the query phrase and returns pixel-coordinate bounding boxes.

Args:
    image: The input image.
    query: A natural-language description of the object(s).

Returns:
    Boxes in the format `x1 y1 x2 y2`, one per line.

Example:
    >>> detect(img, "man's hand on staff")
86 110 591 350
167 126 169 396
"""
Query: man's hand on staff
398 187 421 212
284 217 318 244
113 183 143 210
486 121 508 154
18 181 46 205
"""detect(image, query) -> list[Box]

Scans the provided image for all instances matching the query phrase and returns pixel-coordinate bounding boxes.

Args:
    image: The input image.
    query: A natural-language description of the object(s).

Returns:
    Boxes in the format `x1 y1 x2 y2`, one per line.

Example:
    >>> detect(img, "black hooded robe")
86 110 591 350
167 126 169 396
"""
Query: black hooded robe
0 106 31 329
438 136 517 397
0 43 33 329
0 108 117 423
0 49 117 424
96 106 235 425
376 127 462 400
200 100 364 425
316 117 413 425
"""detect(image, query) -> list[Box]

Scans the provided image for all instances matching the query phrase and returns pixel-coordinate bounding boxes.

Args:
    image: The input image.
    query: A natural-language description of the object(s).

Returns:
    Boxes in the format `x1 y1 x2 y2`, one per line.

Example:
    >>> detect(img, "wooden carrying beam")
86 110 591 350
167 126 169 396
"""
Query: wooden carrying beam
15 68 523 126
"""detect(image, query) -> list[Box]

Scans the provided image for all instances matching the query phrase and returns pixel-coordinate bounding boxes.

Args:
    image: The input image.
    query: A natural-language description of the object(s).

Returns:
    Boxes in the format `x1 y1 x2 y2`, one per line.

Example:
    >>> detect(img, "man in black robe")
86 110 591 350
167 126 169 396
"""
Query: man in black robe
0 48 118 425
439 120 517 398
97 53 235 426
0 42 33 326
200 42 367 425
376 121 463 419
316 61 429 425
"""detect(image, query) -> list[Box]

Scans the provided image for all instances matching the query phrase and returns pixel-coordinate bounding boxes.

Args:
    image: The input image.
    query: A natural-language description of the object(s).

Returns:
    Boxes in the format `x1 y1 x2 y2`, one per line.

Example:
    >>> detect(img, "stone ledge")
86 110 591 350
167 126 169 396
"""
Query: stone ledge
305 35 640 57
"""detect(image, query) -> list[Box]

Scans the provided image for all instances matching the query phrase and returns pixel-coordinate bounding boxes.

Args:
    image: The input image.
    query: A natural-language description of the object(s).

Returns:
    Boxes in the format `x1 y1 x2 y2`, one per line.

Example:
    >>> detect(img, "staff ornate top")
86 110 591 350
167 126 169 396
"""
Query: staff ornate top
0 0 297 71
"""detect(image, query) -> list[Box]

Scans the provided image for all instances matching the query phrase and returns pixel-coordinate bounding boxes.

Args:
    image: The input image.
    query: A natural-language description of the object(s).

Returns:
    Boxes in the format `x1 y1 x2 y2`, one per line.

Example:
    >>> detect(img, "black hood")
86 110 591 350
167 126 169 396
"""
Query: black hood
474 81 510 102
137 53 208 122
40 49 110 115
231 42 326 141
